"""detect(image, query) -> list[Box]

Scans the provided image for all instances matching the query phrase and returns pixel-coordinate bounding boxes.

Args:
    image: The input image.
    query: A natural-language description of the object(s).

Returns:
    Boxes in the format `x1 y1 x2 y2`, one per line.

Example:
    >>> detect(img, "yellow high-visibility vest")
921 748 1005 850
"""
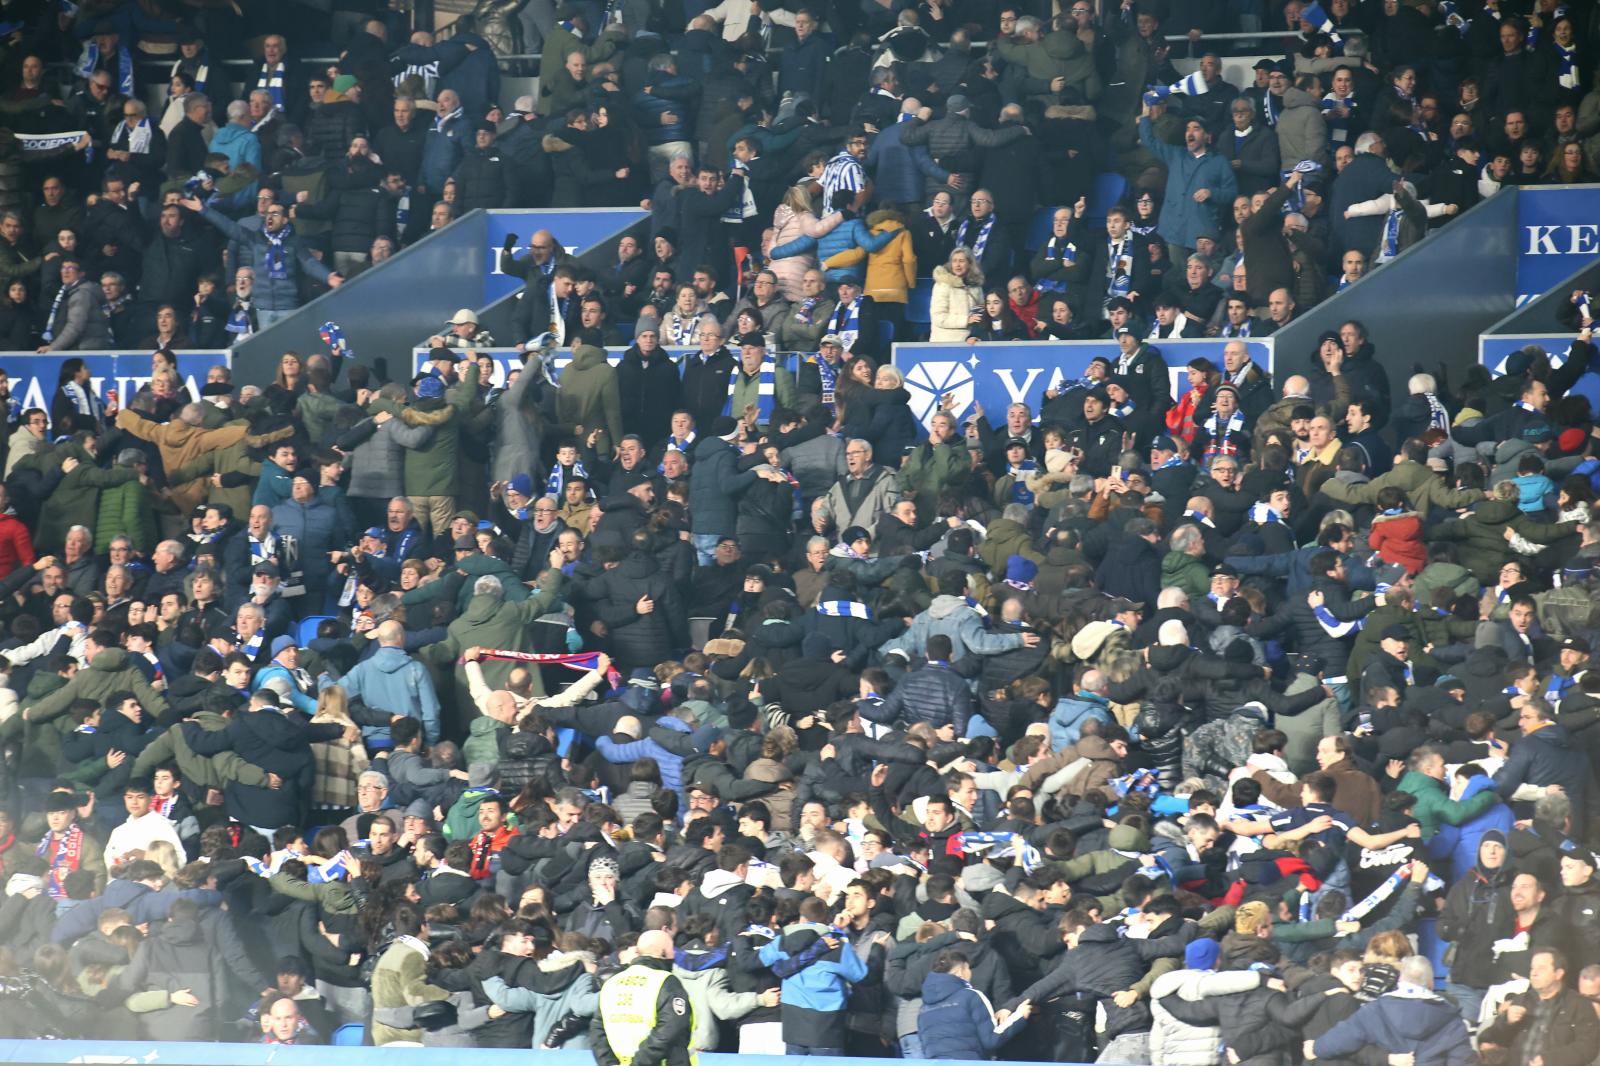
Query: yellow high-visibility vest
598 963 690 1065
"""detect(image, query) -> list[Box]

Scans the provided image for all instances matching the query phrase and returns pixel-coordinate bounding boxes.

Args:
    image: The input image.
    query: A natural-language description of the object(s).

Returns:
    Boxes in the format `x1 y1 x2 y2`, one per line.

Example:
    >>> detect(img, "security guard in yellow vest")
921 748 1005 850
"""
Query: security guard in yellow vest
592 929 694 1066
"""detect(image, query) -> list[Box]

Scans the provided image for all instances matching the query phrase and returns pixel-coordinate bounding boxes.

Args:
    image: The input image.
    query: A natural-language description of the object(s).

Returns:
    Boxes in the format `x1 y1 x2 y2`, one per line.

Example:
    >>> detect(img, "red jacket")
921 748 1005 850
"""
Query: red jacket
0 513 35 579
1368 511 1426 575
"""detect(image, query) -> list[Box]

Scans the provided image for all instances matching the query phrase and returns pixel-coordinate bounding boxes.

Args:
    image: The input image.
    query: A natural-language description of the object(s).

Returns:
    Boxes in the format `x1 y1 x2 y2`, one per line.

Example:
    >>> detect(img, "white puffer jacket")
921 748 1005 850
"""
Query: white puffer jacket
1148 968 1263 1066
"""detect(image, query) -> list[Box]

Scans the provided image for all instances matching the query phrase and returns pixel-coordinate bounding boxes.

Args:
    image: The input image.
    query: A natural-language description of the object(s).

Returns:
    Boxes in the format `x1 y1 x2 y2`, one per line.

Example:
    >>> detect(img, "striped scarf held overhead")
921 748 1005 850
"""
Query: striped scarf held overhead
726 358 777 424
955 831 1042 872
463 648 622 688
816 599 873 619
77 38 135 96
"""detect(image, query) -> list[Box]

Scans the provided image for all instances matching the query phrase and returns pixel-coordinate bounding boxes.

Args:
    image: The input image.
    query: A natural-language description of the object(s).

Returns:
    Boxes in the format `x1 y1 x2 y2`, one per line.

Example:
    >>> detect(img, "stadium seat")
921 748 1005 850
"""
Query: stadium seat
906 278 934 325
1024 206 1054 252
332 1023 366 1046
1089 172 1128 220
295 615 334 646
878 319 895 348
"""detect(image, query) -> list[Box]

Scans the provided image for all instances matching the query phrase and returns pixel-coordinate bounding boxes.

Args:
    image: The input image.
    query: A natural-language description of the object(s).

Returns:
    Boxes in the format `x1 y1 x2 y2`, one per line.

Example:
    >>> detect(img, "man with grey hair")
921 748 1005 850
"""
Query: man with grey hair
819 438 899 539
210 99 263 178
1307 956 1472 1064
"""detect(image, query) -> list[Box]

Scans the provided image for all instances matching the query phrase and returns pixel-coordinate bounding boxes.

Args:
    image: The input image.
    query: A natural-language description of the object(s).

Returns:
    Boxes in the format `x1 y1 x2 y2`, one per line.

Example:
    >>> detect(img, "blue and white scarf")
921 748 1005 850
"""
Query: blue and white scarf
114 116 151 155
1421 391 1450 433
1222 318 1254 337
807 354 840 410
1008 461 1037 506
667 311 702 346
1312 603 1362 638
226 297 257 337
1321 94 1357 143
827 297 862 352
256 62 286 111
546 458 588 497
1249 502 1283 526
1378 204 1403 263
726 358 777 424
1203 409 1245 454
77 38 134 96
1106 239 1133 298
816 600 873 619
42 281 76 343
956 216 994 259
666 430 696 454
1438 0 1472 35
1555 43 1580 89
1265 92 1284 127
239 627 265 660
1111 396 1135 419
1282 160 1322 211
173 51 209 95
957 831 1042 872
264 224 292 280
394 190 410 234
1037 235 1076 293
963 596 988 618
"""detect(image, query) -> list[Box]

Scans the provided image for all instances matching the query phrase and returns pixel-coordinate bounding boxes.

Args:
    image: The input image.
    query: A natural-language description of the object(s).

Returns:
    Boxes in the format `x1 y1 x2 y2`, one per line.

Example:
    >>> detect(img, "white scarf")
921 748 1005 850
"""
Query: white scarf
116 117 152 155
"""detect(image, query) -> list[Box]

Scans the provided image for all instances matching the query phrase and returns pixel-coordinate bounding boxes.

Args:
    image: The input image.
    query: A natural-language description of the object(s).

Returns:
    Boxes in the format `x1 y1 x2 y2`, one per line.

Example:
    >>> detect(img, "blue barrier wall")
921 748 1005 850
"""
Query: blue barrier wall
231 209 643 389
1516 184 1600 302
0 1042 1062 1066
485 208 647 303
1480 334 1579 372
1273 187 1520 401
0 350 228 429
890 338 1274 431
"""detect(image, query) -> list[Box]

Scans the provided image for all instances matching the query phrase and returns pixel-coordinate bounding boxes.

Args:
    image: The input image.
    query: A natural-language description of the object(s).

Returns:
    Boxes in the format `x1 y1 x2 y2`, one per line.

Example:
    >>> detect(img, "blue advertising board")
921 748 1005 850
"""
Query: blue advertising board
412 347 801 387
0 349 229 429
1516 185 1600 303
891 338 1274 430
484 209 647 303
1480 333 1578 373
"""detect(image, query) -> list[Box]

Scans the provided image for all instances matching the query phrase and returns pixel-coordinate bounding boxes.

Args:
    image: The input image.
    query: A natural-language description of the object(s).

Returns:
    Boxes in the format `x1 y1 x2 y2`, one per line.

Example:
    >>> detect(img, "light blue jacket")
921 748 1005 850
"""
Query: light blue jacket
320 645 440 744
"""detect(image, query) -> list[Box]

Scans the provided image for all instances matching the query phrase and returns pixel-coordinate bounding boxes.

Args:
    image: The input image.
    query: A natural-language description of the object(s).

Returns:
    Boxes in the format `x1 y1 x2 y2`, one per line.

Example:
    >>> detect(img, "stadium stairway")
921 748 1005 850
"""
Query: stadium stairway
229 208 645 387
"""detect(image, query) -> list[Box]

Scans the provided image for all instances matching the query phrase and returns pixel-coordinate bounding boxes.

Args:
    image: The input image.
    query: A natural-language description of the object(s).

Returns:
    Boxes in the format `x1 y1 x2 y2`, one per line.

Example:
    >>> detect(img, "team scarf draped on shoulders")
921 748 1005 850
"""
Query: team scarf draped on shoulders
77 37 134 96
37 825 83 899
827 297 861 352
725 358 777 423
546 458 589 498
956 216 994 259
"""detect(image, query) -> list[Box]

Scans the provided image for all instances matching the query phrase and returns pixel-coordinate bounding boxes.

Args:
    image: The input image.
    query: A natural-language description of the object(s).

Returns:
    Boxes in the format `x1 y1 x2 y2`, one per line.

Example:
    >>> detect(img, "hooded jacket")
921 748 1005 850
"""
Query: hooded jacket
758 920 870 1047
1149 967 1263 1066
1312 987 1475 1066
917 971 1015 1060
322 645 440 744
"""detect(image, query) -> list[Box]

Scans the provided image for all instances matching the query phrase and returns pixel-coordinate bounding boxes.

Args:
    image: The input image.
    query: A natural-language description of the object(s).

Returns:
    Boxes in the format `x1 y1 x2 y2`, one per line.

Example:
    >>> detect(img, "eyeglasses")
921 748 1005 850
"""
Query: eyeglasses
534 506 556 513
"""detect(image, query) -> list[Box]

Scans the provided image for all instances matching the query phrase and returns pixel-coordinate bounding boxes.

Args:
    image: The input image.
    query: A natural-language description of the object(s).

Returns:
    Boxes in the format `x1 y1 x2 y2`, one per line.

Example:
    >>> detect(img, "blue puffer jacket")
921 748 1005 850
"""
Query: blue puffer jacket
918 971 1013 1060
1048 692 1113 750
772 215 896 284
596 716 693 795
1428 774 1515 885
633 72 698 146
758 922 869 1048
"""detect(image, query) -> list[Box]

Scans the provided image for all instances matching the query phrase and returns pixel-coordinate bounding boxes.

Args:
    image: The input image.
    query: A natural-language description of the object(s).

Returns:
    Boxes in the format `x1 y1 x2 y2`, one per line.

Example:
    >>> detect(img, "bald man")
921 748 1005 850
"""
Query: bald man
318 618 441 744
593 927 692 1066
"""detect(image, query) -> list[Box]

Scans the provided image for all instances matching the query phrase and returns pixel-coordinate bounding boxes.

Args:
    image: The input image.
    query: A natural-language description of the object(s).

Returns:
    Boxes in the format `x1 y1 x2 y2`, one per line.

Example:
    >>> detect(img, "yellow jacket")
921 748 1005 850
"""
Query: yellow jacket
862 212 916 305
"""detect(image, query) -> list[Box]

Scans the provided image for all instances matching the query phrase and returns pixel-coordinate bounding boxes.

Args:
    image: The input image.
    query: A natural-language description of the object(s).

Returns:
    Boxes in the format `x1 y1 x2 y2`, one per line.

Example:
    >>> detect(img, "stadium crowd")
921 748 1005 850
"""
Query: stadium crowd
4 1 1600 1066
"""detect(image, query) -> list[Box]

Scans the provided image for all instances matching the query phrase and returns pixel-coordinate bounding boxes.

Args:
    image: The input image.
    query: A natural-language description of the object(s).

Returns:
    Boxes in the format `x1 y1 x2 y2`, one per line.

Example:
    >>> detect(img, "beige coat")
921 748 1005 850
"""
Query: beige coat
927 264 985 342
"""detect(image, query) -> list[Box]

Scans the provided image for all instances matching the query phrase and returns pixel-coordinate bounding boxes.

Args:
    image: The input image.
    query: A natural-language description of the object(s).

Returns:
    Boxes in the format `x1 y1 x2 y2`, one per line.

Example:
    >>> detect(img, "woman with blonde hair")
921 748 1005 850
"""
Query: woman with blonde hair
309 686 368 819
143 839 182 880
769 185 844 300
928 246 985 342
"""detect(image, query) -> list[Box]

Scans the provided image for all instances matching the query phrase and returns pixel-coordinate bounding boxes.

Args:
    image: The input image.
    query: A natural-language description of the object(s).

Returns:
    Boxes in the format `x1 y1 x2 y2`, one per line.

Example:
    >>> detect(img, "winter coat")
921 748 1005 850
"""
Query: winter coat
28 647 169 734
584 552 688 671
271 496 348 600
671 943 761 1050
820 465 900 538
870 661 971 733
917 971 1014 1060
556 344 623 448
1273 88 1329 169
863 213 916 305
689 435 759 537
376 363 479 496
340 416 411 502
1395 769 1498 841
768 206 843 300
480 954 598 1049
759 921 870 1048
181 707 342 831
617 345 683 446
773 214 895 285
118 912 230 1040
928 264 984 342
1478 985 1600 1066
882 594 1026 662
1368 510 1426 574
34 445 127 552
1138 117 1237 250
1312 989 1474 1066
419 575 566 701
293 181 390 254
1493 721 1590 816
419 111 467 194
898 437 969 520
40 281 109 351
197 208 331 311
323 645 441 744
1149 968 1262 1066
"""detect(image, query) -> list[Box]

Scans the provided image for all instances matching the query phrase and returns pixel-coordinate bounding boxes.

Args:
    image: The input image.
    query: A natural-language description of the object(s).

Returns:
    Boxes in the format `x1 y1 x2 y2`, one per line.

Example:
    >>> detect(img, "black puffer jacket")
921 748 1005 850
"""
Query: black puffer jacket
305 98 367 160
295 172 390 254
1108 644 1263 704
1283 576 1376 678
585 550 688 671
1010 921 1189 1039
